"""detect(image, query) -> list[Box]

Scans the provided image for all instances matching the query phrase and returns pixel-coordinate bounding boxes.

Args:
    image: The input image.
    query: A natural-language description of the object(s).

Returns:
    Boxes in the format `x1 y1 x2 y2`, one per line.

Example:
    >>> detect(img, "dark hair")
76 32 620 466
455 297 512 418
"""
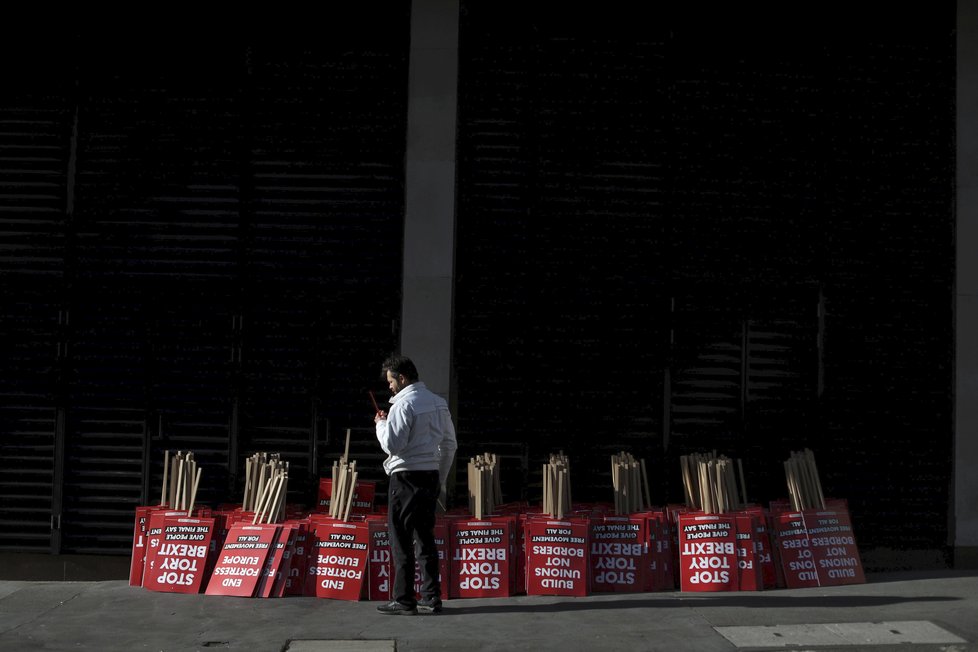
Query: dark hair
381 355 419 381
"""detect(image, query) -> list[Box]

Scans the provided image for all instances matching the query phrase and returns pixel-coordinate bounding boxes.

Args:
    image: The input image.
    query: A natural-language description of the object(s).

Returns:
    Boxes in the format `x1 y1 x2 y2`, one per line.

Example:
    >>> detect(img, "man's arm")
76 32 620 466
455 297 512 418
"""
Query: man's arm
376 404 413 455
437 408 458 486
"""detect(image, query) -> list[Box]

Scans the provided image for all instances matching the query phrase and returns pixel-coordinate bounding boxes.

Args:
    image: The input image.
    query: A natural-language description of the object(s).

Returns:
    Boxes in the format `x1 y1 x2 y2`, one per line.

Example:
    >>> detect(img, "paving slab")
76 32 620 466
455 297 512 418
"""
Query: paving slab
285 641 396 652
715 621 967 648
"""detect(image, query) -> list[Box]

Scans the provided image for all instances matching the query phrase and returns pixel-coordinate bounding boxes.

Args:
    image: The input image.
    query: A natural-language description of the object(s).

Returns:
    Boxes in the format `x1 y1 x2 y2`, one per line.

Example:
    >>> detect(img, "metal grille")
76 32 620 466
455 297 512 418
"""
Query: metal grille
0 11 410 554
454 3 954 552
0 43 72 549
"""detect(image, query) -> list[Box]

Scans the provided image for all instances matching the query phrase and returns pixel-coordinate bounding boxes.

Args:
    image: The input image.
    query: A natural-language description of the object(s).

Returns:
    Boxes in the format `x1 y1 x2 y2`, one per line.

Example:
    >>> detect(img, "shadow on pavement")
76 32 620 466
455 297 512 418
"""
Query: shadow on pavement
444 594 962 615
861 570 978 584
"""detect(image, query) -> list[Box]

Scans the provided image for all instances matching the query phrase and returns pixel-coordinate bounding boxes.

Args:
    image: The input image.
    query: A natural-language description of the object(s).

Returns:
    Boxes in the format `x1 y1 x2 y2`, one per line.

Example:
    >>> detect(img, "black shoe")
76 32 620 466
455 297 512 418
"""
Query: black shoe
376 600 417 616
417 596 443 614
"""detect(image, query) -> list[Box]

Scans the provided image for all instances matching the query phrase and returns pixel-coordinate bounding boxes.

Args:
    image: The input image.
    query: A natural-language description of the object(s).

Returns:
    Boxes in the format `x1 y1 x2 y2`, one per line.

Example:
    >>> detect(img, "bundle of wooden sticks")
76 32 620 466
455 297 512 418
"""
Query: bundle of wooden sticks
241 452 289 524
161 450 202 516
679 452 746 514
468 452 502 519
328 428 358 521
610 451 652 515
784 448 826 511
542 452 572 519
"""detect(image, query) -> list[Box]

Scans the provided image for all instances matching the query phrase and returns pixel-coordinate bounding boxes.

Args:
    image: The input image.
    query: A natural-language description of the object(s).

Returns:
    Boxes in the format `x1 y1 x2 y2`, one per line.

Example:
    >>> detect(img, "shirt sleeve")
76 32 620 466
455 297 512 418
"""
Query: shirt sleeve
437 406 458 486
376 402 413 455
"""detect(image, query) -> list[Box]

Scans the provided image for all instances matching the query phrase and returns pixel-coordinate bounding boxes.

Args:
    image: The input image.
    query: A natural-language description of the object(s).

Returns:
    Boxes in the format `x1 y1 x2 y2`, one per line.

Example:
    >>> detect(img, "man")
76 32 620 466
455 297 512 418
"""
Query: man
373 355 457 615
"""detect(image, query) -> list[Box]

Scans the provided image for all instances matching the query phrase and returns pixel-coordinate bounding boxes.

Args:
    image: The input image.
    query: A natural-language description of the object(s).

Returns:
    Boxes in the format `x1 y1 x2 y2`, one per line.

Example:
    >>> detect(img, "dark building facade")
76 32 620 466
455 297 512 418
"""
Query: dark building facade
0 3 963 568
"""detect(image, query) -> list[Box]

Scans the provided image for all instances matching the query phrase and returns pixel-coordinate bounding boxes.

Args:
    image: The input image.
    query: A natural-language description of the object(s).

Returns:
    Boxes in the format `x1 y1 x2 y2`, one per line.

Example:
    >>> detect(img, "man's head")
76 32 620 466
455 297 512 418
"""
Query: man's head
381 355 419 395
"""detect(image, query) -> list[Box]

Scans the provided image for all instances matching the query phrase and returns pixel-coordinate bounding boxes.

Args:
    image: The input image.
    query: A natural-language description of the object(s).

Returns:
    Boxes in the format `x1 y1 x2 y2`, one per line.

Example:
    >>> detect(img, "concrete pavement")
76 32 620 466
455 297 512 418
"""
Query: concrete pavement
1 571 977 651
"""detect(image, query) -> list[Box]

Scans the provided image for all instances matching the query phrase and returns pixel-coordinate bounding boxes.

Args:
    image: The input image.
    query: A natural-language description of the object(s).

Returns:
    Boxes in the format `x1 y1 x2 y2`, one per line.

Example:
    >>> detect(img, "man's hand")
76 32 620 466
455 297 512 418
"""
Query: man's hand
374 410 387 424
437 484 447 512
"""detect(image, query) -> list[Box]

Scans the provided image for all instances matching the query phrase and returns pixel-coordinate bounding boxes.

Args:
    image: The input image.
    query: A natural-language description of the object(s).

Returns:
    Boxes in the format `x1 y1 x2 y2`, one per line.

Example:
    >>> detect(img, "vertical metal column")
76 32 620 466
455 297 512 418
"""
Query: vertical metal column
955 0 978 568
400 0 459 400
51 94 81 554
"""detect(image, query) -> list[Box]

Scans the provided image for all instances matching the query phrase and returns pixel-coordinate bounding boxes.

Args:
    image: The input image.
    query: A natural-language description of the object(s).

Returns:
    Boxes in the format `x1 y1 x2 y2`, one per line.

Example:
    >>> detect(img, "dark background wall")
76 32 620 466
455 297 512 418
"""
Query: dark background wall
0 10 410 554
0 4 957 563
453 4 955 556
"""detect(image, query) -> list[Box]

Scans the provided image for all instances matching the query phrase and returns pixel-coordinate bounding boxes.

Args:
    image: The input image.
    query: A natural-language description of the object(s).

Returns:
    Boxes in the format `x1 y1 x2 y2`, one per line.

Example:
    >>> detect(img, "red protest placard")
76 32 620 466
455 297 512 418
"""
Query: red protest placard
803 509 865 586
141 509 197 588
589 515 648 593
269 524 299 598
316 479 376 516
515 513 530 595
309 520 370 601
645 512 674 591
678 514 739 592
129 506 156 586
525 517 589 597
285 522 313 596
741 507 778 590
255 524 296 598
142 516 215 594
769 498 793 514
773 511 820 588
302 516 329 596
734 514 762 591
367 519 391 601
205 524 278 597
449 517 513 598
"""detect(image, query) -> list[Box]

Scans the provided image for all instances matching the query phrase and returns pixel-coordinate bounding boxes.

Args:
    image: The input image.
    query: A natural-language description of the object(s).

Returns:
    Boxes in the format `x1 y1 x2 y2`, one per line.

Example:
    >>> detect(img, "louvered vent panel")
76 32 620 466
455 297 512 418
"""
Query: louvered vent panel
669 24 822 289
0 105 69 278
149 298 235 508
73 35 242 284
0 403 57 551
457 4 951 539
741 293 820 502
0 228 62 552
239 24 408 502
0 7 955 562
63 36 246 551
668 290 820 504
60 295 148 553
820 29 954 549
0 41 72 550
455 5 672 503
668 294 744 449
61 407 146 553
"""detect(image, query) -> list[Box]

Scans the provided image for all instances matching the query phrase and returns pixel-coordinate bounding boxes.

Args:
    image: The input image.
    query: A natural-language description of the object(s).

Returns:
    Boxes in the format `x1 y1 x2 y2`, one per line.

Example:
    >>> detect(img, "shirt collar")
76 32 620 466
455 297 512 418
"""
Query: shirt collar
390 381 425 404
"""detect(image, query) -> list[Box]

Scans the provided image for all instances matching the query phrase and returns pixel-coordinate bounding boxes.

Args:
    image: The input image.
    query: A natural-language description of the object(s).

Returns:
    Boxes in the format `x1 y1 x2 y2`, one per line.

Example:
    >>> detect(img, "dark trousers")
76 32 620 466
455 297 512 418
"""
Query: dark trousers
387 470 440 605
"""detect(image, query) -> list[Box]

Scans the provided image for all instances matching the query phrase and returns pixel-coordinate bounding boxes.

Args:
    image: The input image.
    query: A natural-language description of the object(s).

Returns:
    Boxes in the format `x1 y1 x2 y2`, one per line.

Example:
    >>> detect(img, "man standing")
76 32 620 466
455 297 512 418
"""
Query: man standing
374 355 457 615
